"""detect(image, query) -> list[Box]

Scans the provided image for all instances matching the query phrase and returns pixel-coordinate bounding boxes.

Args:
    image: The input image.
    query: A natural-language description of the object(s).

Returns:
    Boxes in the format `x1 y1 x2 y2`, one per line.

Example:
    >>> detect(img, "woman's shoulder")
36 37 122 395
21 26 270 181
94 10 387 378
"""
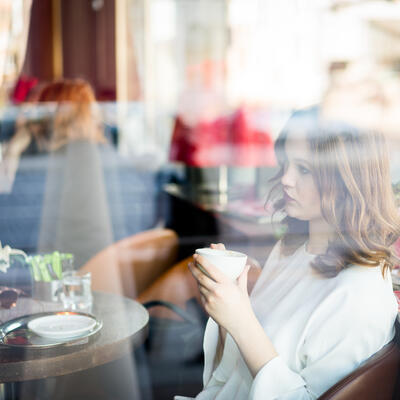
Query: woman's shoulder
324 265 397 321
329 264 393 300
336 264 391 290
304 268 397 346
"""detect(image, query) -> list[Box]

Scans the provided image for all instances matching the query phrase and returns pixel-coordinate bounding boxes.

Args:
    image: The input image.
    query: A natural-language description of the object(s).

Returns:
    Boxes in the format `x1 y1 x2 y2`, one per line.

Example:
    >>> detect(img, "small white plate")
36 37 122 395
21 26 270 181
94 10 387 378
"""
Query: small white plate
28 314 97 339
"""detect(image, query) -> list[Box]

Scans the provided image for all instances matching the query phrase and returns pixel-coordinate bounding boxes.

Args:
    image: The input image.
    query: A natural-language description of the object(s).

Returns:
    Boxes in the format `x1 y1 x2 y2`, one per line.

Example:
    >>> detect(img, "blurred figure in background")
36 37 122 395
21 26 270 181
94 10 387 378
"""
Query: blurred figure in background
0 77 160 273
0 79 117 266
19 79 147 400
37 79 106 150
35 79 114 269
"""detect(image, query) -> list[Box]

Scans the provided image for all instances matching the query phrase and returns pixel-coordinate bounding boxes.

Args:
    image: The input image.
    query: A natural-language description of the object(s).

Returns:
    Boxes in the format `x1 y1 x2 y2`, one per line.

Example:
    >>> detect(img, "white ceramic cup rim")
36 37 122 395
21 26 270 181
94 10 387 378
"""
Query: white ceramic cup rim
195 248 247 258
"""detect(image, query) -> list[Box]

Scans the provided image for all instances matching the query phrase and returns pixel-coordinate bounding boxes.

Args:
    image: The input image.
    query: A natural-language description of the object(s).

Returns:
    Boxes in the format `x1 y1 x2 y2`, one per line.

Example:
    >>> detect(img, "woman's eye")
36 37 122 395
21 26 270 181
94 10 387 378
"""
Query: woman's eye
297 165 310 175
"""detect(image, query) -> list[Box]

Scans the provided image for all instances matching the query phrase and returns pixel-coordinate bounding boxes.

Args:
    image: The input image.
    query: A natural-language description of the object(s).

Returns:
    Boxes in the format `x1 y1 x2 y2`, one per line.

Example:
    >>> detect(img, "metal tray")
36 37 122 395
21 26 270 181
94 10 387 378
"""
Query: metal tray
0 311 102 349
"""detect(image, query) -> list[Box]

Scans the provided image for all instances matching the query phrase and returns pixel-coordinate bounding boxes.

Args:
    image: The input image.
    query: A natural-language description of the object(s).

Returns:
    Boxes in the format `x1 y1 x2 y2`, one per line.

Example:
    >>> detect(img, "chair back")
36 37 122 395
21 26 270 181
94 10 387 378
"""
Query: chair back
319 318 400 400
80 229 179 298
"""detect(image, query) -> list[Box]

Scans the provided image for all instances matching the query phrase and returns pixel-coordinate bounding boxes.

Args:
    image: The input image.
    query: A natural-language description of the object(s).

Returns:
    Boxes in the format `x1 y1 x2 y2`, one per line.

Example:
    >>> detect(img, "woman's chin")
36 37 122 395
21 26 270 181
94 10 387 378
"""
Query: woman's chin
284 203 298 218
285 206 308 221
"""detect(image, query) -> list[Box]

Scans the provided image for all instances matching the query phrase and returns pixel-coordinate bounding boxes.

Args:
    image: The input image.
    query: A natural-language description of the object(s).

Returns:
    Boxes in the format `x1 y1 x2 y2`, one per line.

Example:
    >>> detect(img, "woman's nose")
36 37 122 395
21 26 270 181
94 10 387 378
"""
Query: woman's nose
281 164 295 187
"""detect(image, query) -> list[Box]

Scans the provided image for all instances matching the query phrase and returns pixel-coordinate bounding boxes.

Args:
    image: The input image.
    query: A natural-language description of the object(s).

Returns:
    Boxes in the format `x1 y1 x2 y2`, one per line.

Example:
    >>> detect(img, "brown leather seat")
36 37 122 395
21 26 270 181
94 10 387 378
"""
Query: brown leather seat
318 320 400 400
80 228 179 298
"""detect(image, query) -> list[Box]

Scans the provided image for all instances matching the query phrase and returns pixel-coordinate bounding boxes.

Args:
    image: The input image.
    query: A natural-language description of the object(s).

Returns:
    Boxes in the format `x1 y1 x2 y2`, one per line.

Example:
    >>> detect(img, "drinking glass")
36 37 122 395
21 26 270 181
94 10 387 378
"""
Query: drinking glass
60 271 92 312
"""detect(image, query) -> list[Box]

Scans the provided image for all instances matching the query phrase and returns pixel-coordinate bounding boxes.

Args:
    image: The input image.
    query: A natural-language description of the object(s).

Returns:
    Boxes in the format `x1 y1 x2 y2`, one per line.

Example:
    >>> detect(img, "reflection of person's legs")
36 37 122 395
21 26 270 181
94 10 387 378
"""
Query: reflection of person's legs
138 256 200 319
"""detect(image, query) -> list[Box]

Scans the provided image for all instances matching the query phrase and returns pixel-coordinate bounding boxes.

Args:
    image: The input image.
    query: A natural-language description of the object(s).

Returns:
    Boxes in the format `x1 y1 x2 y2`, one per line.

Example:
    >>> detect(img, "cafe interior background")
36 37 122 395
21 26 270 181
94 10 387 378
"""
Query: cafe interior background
1 0 400 399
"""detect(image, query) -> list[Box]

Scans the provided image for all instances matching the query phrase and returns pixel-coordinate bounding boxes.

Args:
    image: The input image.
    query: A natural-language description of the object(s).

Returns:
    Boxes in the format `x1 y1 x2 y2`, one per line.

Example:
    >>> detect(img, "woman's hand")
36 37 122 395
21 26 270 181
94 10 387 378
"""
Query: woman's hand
210 243 225 251
189 252 253 337
190 243 278 377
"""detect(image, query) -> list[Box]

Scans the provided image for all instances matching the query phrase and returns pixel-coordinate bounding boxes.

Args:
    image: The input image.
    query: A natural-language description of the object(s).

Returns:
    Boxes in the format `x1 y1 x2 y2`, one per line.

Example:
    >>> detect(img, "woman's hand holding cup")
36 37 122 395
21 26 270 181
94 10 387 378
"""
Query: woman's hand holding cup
189 245 253 335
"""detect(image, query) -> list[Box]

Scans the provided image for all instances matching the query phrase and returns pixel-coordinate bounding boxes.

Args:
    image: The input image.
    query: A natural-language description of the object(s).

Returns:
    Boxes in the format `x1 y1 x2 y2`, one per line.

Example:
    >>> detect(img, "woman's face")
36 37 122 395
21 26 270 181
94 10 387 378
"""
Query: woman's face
281 132 322 221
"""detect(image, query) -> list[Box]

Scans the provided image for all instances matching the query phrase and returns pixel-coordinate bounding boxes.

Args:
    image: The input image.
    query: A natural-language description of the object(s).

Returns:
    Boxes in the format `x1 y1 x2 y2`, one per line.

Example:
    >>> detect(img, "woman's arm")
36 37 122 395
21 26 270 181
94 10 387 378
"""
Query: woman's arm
209 265 262 371
229 309 278 377
189 254 278 377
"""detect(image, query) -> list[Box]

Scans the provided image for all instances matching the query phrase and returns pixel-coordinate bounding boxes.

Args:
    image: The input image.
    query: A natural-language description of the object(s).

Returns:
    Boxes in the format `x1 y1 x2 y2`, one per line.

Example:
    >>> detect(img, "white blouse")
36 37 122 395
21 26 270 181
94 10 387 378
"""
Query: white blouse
175 241 398 400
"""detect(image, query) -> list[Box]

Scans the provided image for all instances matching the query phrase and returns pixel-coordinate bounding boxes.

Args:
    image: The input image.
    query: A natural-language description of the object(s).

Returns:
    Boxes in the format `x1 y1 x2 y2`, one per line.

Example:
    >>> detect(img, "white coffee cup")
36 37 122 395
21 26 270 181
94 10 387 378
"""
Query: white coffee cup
195 248 248 281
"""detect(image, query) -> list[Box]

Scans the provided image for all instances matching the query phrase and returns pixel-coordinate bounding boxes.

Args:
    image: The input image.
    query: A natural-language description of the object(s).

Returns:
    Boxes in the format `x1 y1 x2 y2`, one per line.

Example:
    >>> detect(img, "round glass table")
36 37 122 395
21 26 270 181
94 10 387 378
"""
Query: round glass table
0 292 149 398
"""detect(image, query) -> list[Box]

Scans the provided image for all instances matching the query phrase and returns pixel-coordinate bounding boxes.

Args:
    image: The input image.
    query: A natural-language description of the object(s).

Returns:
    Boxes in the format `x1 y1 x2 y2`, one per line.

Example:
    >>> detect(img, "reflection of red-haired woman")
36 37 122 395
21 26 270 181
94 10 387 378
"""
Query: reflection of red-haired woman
34 79 114 268
0 79 105 192
38 79 105 149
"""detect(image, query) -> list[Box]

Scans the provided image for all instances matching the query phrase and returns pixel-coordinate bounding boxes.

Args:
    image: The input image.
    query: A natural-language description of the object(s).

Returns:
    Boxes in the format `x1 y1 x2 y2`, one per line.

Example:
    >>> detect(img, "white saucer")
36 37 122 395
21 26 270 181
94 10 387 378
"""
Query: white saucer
28 314 97 339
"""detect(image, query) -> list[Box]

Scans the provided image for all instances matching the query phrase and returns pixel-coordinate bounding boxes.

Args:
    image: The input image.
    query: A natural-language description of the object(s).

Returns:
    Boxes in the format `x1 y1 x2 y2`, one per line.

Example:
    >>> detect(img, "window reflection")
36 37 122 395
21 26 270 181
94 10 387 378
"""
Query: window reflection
1 1 400 399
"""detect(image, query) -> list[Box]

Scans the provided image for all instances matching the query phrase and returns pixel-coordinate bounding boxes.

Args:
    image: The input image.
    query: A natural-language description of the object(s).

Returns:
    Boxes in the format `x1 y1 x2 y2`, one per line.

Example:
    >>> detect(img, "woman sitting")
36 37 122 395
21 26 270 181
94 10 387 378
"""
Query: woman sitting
176 113 400 399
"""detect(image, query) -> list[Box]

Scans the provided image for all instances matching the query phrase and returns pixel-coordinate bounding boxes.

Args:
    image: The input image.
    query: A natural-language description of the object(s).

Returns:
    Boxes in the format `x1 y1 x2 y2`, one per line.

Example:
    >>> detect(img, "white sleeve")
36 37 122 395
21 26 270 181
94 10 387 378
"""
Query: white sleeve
249 288 396 400
250 356 311 399
202 318 220 386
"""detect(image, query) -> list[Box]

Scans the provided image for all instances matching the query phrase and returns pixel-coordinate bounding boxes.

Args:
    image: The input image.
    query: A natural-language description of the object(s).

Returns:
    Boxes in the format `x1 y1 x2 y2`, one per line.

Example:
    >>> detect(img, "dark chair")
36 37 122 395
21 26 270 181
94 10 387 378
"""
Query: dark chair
318 317 400 400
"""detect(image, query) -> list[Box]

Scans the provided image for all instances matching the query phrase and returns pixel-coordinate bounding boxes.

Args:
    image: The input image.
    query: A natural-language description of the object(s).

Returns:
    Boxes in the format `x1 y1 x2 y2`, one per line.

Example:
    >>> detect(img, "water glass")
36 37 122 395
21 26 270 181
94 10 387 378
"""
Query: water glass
60 271 92 312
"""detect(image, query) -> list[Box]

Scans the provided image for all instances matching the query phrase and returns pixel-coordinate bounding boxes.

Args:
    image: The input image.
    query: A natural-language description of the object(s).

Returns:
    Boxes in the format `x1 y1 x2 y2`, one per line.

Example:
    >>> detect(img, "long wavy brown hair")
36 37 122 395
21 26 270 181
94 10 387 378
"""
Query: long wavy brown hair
270 111 400 277
38 79 105 150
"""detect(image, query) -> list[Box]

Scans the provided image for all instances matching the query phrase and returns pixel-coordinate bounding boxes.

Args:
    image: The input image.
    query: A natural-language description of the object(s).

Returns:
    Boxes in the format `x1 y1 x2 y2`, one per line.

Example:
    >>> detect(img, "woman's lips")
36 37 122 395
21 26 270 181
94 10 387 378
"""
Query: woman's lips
284 192 295 202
